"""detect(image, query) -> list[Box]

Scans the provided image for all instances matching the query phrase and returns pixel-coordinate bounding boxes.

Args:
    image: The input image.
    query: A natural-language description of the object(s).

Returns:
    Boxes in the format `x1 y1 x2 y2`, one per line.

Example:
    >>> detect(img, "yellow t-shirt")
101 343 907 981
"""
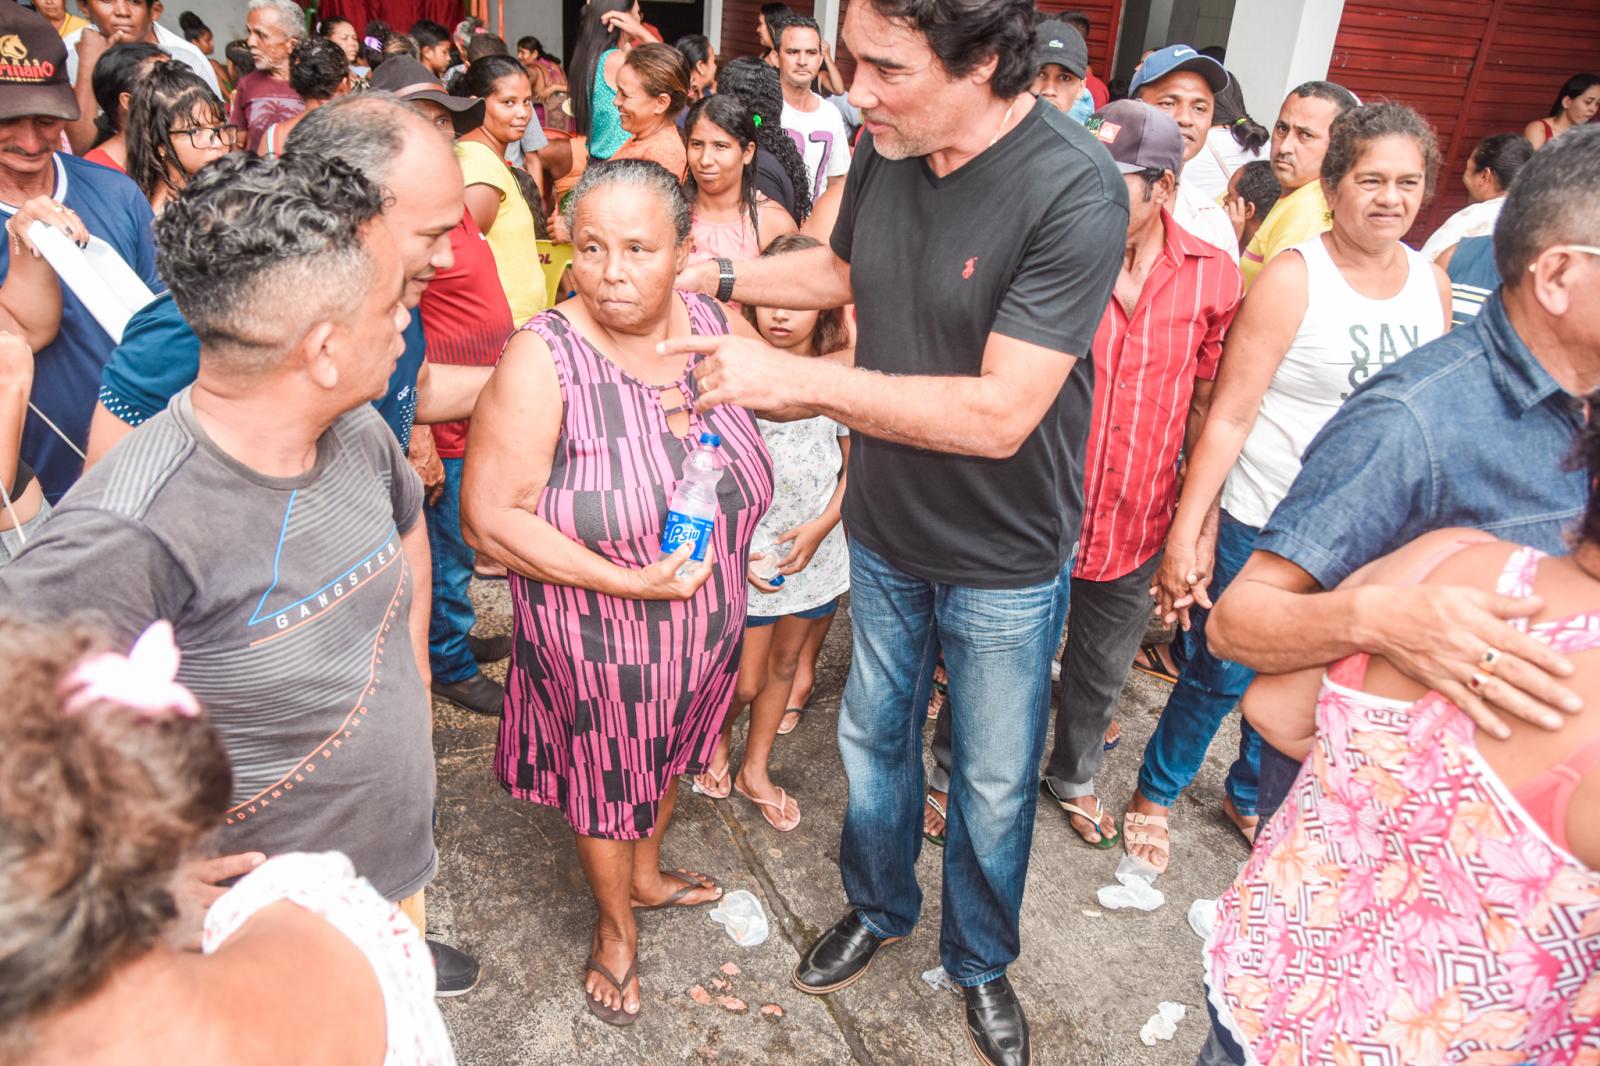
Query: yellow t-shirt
1241 179 1330 288
55 11 90 35
455 139 546 324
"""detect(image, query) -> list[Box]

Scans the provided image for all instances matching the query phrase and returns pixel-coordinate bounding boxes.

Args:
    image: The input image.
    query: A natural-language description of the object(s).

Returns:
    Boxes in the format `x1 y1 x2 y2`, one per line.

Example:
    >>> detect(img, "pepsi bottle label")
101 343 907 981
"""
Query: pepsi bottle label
660 511 715 561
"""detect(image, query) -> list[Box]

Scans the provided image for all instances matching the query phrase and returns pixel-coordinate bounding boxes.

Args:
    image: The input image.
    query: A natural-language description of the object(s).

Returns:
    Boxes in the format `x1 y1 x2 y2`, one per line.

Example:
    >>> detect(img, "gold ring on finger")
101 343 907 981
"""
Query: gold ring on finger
1468 670 1490 692
1478 647 1502 675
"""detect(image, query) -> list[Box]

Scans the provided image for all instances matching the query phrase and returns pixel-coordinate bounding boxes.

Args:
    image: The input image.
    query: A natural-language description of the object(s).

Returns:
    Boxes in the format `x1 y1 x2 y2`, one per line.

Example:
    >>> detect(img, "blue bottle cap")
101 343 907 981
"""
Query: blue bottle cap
699 432 721 448
771 575 784 587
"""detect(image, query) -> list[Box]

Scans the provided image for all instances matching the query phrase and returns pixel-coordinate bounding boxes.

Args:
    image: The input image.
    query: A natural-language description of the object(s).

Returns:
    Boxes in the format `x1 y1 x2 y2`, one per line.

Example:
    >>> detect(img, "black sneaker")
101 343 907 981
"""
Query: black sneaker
428 940 481 998
468 632 512 663
432 671 504 716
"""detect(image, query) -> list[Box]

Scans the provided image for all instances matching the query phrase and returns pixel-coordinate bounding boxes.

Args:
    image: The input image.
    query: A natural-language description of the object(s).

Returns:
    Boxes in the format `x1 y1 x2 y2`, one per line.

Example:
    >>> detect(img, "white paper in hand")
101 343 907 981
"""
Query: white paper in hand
27 221 156 344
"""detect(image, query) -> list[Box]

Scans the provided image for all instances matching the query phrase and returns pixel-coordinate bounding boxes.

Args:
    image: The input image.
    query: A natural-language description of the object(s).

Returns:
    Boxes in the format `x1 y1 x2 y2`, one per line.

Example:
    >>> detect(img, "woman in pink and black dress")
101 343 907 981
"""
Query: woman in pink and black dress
461 158 772 1027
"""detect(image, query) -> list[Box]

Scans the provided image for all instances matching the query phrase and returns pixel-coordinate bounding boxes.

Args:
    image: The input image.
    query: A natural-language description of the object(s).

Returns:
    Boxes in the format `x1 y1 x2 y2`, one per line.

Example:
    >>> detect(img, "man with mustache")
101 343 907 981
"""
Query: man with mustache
1239 79 1357 287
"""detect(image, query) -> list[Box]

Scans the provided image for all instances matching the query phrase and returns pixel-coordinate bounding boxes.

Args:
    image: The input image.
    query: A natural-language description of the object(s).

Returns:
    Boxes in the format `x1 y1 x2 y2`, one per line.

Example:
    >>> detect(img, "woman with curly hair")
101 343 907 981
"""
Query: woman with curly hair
713 55 812 225
0 616 454 1064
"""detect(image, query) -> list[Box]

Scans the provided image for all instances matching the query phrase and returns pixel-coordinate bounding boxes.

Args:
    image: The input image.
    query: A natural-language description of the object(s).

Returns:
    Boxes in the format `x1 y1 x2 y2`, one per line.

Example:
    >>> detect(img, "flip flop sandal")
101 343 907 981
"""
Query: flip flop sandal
1132 642 1179 684
583 956 640 1027
926 665 948 720
1123 811 1172 874
923 792 947 848
776 705 807 736
635 868 724 911
1222 796 1259 846
1047 791 1120 851
1103 722 1122 752
734 782 801 832
691 764 732 800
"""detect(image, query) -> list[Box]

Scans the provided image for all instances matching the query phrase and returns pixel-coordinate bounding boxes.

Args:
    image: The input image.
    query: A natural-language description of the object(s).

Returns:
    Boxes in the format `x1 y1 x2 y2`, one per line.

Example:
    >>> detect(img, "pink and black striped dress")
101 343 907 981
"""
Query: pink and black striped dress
496 292 773 840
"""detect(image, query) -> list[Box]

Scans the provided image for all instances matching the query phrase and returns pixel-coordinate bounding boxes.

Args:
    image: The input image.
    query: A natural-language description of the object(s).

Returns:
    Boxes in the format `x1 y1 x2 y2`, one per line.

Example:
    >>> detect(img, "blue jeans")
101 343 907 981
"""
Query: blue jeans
425 457 478 684
838 539 1070 985
1137 511 1263 815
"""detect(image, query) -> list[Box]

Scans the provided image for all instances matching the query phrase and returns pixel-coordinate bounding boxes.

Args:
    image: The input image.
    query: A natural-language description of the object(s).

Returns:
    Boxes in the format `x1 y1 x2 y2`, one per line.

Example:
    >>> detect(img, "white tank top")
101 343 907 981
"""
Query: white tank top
1220 235 1444 528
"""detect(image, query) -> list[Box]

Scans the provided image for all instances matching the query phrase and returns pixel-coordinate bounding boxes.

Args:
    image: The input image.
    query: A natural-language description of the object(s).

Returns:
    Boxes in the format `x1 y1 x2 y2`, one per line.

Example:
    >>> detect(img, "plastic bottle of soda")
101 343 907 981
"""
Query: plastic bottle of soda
660 433 724 566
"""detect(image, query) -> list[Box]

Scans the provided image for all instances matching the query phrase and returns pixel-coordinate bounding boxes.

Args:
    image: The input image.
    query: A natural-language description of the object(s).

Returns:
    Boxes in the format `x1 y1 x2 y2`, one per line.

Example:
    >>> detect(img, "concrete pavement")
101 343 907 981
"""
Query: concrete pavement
427 582 1252 1065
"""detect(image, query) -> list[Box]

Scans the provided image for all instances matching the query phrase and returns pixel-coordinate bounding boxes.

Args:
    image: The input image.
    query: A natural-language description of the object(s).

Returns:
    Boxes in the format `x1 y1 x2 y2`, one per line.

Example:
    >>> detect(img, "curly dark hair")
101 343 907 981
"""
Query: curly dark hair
683 94 764 246
1232 158 1281 220
714 56 812 222
288 33 348 101
0 615 232 1056
862 0 1035 98
743 234 849 355
1320 102 1441 199
154 151 386 374
124 63 226 204
88 41 167 145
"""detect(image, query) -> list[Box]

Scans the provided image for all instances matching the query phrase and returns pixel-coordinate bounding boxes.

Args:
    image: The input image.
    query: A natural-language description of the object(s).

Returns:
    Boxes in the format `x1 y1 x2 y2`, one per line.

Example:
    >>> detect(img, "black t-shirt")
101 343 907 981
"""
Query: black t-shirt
831 100 1127 588
754 146 801 223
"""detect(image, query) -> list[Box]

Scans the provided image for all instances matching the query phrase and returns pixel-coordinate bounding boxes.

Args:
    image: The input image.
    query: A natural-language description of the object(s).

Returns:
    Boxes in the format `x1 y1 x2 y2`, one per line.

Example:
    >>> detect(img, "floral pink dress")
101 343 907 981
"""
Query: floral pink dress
1205 545 1600 1065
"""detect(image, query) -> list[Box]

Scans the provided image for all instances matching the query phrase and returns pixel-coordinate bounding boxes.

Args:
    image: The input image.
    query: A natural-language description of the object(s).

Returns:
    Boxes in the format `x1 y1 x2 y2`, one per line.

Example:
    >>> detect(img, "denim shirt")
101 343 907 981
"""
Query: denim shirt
1257 290 1585 589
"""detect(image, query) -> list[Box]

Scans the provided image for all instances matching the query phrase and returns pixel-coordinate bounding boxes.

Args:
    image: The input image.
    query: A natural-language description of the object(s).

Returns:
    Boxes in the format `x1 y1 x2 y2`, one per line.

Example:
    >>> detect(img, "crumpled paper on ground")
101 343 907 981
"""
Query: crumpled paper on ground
1188 898 1218 940
708 890 769 946
1140 1002 1187 1046
921 965 959 993
1096 854 1166 911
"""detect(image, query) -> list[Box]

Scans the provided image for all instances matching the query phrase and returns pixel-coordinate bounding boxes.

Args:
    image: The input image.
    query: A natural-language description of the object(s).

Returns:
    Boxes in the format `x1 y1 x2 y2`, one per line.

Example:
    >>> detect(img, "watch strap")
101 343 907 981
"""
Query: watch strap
715 257 736 303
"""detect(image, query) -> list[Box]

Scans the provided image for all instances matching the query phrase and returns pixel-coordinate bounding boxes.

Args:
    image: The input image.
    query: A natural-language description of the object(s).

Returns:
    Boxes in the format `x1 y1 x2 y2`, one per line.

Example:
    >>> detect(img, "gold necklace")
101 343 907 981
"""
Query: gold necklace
987 96 1019 148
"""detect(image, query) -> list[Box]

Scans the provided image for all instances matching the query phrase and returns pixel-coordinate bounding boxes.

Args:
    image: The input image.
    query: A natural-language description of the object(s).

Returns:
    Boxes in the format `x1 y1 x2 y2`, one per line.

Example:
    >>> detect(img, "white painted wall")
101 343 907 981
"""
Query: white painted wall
1223 0 1345 124
155 0 560 56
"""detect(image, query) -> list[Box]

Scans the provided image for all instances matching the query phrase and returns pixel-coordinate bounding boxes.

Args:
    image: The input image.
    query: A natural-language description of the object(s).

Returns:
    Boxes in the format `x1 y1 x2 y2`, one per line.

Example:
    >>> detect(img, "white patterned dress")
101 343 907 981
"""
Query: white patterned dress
748 415 850 617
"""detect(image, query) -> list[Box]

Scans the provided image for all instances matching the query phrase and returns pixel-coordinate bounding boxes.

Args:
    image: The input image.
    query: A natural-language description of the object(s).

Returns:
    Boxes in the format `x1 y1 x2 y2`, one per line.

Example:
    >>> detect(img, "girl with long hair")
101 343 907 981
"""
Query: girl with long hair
81 42 168 173
683 94 796 282
124 64 234 214
713 55 812 224
1525 72 1600 148
674 34 717 102
693 233 849 831
568 0 655 160
457 54 546 324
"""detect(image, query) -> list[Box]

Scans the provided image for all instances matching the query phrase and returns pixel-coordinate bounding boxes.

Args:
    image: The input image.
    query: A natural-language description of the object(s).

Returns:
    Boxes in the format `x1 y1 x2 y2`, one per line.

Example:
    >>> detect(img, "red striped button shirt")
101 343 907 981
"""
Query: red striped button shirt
1074 211 1243 582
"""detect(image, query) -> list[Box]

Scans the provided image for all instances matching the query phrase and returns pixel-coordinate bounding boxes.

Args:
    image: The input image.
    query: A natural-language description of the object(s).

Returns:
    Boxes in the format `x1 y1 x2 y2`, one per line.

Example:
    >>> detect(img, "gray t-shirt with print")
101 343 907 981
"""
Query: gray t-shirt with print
0 390 434 901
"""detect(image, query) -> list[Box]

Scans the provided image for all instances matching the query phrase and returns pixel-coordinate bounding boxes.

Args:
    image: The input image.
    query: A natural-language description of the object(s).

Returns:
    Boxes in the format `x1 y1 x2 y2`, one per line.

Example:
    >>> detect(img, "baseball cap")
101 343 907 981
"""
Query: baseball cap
1086 100 1184 176
1129 44 1228 96
0 1 80 122
1033 19 1087 80
368 56 486 136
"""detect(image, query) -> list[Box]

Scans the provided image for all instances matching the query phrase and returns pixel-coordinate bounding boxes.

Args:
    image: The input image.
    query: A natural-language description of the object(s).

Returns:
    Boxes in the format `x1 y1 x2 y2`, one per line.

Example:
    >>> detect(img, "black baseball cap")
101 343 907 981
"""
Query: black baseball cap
0 1 80 122
1034 19 1088 80
1087 100 1184 176
368 56 485 136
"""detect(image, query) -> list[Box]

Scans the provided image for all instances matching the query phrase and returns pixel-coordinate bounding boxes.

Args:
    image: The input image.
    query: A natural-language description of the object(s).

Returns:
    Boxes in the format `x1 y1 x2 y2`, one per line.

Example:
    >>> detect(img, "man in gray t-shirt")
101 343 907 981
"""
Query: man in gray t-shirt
0 153 435 906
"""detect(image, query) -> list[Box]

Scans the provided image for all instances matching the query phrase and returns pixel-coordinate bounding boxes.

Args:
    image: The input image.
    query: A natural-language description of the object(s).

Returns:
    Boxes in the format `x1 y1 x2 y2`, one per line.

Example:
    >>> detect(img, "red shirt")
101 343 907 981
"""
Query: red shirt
229 72 304 153
82 145 124 173
1086 73 1110 109
1074 211 1242 581
418 210 515 458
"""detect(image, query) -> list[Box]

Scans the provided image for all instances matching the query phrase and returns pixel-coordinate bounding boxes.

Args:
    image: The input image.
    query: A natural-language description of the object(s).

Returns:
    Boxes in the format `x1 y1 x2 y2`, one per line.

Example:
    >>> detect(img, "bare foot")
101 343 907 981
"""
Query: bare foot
1221 794 1259 844
585 924 640 1017
630 867 722 909
1123 790 1172 871
924 788 948 838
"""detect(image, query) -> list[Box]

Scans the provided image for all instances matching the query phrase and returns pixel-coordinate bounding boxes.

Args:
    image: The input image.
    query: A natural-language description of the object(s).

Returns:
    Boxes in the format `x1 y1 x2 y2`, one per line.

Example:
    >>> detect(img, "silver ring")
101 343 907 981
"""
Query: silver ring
1479 647 1502 675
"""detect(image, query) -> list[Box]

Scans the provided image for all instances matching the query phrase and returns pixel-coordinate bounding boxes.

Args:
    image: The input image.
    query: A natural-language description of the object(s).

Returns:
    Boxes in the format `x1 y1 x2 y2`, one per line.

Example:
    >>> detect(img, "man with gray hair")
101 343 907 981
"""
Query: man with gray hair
1203 126 1600 825
231 0 307 151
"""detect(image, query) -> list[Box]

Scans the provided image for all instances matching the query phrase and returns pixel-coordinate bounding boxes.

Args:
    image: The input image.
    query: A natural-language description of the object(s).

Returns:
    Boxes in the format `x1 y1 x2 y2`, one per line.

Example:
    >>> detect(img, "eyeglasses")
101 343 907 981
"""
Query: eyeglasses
1531 244 1600 271
175 125 241 149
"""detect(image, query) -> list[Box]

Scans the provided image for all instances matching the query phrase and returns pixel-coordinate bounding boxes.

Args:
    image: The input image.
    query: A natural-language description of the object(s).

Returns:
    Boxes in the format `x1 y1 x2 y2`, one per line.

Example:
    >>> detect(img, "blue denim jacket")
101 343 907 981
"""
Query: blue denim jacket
1257 290 1585 588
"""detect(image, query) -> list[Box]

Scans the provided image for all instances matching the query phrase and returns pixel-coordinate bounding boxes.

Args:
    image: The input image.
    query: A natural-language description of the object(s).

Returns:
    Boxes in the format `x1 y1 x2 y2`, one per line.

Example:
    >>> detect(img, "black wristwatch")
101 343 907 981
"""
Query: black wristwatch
715 257 736 303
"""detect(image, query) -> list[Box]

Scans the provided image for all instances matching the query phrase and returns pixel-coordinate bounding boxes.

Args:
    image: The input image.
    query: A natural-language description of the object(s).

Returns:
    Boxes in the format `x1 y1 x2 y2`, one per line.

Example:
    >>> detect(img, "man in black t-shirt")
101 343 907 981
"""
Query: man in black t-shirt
670 1 1125 1060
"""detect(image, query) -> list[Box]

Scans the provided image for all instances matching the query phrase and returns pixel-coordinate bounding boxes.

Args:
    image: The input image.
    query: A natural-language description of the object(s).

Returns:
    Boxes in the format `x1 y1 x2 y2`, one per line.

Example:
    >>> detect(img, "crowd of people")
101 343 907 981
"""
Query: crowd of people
1 0 1598 1062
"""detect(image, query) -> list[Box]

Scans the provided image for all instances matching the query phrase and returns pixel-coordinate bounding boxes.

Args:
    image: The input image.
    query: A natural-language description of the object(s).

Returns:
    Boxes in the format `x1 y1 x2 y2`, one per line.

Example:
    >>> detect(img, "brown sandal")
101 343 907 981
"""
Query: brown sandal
634 868 723 911
583 956 640 1026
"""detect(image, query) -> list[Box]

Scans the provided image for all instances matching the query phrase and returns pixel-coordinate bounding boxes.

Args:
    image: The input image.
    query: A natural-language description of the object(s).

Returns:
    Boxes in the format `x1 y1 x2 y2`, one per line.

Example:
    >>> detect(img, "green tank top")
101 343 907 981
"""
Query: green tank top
588 48 630 159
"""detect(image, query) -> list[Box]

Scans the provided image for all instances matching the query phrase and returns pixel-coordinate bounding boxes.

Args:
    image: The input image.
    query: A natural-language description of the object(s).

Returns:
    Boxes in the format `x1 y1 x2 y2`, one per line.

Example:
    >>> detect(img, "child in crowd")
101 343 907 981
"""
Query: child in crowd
693 234 850 832
1222 158 1280 255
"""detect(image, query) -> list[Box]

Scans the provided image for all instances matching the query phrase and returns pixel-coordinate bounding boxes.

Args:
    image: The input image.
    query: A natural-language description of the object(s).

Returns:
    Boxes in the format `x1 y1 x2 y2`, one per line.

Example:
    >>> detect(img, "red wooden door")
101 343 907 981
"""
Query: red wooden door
1330 0 1600 241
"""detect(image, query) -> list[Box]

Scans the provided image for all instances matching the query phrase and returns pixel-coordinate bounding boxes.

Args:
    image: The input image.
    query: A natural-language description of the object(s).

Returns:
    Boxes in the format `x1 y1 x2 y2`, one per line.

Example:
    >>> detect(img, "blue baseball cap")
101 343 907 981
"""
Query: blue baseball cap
1129 44 1228 96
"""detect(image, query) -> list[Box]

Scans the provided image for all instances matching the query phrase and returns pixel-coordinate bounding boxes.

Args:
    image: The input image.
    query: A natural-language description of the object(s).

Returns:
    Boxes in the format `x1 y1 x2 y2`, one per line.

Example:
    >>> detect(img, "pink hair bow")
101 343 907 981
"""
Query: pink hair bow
64 621 201 719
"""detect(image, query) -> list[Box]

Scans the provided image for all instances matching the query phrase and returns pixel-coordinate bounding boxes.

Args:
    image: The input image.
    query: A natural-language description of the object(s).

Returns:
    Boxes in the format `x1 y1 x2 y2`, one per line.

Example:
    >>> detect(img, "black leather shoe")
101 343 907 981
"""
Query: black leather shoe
963 976 1029 1066
791 911 900 995
432 671 504 716
469 633 511 663
428 940 481 997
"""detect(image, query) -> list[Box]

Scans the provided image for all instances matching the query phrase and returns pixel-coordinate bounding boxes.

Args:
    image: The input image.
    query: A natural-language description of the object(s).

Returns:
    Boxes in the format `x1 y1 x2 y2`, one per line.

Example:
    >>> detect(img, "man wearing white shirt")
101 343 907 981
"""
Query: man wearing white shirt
776 16 850 205
1419 133 1532 262
1130 44 1237 262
